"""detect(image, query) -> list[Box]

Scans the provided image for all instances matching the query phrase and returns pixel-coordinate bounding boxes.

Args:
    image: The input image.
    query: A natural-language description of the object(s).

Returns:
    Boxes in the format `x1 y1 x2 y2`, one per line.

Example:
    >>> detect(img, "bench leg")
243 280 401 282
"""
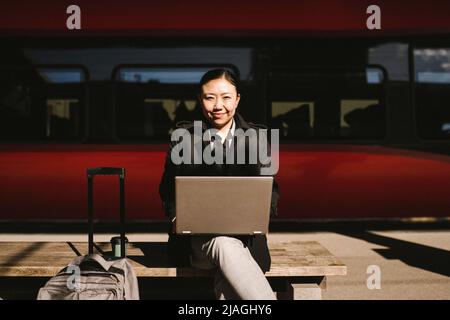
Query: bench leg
289 283 322 300
277 283 322 300
272 277 325 300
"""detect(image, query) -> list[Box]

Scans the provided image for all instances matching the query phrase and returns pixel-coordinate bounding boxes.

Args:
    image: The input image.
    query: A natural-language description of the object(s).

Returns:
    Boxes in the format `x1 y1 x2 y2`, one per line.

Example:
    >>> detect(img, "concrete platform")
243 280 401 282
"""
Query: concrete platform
0 228 449 300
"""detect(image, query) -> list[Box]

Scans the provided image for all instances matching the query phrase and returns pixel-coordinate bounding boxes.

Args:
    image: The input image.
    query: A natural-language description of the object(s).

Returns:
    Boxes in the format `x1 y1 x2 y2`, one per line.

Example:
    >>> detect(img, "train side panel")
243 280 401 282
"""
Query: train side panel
1 144 450 220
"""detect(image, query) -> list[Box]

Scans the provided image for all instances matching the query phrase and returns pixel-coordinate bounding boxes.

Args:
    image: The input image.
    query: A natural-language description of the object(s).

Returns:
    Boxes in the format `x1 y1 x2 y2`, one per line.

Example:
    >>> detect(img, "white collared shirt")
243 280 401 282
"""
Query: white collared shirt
208 118 235 149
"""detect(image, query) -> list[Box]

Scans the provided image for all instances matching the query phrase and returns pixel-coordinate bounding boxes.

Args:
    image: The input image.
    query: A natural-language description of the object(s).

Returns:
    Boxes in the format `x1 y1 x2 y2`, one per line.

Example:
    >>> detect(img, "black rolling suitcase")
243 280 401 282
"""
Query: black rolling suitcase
87 167 127 258
37 167 139 300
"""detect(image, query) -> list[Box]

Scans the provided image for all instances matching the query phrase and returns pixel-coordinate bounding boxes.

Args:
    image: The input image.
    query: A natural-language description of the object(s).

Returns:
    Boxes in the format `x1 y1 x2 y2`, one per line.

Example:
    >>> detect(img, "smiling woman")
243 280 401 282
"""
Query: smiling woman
158 68 280 300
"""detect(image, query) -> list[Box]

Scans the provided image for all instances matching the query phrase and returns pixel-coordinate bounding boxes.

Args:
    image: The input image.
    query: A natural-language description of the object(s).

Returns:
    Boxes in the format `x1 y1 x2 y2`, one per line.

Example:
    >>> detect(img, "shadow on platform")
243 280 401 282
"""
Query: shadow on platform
338 231 450 277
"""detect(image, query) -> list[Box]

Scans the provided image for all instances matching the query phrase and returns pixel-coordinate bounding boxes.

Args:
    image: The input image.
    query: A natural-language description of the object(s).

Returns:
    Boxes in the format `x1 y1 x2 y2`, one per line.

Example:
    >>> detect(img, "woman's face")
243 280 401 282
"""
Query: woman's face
200 77 240 129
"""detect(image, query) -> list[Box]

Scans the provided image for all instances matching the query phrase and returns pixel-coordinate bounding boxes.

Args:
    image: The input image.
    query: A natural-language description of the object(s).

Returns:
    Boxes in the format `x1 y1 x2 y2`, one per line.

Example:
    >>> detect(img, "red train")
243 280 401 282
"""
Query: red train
1 1 450 221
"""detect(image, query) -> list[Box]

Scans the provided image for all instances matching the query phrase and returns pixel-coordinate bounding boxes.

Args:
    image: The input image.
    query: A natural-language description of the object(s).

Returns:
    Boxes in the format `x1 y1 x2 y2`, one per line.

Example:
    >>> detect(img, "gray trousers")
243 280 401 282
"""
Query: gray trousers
190 236 276 300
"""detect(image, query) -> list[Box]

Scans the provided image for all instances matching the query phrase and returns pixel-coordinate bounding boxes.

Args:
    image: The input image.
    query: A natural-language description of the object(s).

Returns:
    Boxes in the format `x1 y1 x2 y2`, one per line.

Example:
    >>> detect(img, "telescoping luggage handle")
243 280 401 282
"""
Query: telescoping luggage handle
87 167 126 258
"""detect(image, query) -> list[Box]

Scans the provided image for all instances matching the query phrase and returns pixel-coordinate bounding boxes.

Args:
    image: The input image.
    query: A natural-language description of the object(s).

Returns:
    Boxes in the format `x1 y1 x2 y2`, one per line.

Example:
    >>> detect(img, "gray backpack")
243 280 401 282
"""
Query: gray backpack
37 254 139 300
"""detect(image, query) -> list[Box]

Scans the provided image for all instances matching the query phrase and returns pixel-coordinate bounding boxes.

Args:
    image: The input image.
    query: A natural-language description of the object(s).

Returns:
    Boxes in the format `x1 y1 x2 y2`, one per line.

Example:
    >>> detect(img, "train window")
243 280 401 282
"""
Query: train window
269 67 386 141
368 43 409 81
414 48 450 139
113 66 238 141
117 67 212 84
271 101 314 138
38 68 86 83
119 97 199 139
0 67 87 142
340 99 382 138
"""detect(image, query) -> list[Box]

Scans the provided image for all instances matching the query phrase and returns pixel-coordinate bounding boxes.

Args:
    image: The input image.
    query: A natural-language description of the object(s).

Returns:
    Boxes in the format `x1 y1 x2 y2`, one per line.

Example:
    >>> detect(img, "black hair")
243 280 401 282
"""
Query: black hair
199 68 240 94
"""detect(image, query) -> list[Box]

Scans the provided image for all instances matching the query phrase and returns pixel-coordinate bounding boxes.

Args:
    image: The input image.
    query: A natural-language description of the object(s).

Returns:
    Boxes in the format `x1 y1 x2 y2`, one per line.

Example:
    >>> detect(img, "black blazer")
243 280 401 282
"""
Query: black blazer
159 113 279 272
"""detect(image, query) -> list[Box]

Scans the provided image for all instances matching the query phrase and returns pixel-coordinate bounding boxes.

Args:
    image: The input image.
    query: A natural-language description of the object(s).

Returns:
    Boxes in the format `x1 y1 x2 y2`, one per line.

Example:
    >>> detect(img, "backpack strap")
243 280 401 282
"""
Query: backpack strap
69 254 117 271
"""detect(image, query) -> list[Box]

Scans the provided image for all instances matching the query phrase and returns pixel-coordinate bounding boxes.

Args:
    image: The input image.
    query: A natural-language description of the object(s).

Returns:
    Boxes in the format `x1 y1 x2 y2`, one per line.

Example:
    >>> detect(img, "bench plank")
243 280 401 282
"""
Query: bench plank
0 241 346 278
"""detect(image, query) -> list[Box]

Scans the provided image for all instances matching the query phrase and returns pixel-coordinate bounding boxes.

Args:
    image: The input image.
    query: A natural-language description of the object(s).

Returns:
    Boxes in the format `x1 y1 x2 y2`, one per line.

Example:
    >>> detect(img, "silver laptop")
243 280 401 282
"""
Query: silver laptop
175 176 273 235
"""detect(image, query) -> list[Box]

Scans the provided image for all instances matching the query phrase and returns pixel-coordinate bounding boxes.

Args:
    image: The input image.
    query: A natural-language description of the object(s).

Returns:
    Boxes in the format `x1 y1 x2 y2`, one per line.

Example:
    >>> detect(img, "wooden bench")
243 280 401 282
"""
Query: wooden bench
0 241 346 300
